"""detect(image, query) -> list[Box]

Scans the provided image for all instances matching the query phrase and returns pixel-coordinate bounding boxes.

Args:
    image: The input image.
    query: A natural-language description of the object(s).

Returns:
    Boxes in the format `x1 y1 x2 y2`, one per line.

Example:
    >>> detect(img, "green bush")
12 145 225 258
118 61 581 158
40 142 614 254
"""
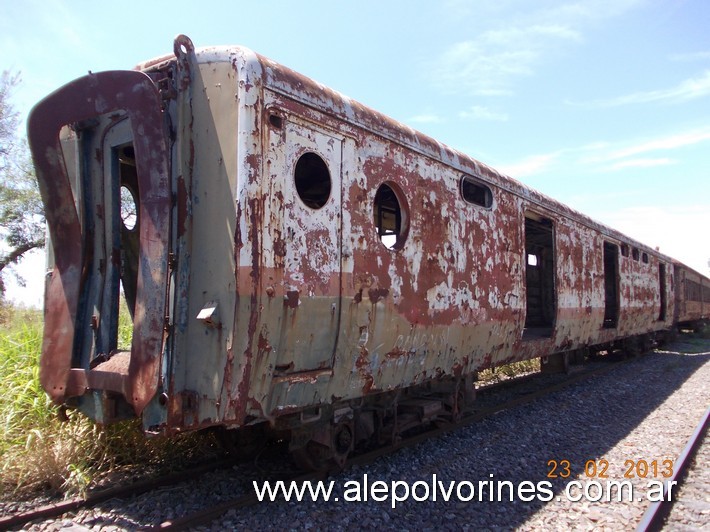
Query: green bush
0 304 216 497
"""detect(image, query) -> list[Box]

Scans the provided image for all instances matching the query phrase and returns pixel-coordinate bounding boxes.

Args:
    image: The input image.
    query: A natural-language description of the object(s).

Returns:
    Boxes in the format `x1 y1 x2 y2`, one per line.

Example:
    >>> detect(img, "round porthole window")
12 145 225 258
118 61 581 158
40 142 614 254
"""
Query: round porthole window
294 152 331 209
373 183 408 250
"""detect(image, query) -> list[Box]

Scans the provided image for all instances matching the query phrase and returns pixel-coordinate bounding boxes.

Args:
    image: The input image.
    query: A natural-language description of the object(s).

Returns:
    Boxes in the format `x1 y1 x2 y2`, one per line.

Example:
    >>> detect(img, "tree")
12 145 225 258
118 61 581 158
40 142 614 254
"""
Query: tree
0 71 45 298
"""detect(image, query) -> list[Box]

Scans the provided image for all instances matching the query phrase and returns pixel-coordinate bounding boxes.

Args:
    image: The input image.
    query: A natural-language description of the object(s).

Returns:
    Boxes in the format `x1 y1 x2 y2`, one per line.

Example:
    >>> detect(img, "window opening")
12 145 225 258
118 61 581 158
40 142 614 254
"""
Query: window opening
374 183 408 250
294 152 331 209
603 241 619 329
269 114 283 129
120 186 137 231
642 252 649 264
686 280 700 301
115 143 139 350
632 248 640 261
460 175 493 208
658 263 667 321
620 244 629 257
523 214 555 339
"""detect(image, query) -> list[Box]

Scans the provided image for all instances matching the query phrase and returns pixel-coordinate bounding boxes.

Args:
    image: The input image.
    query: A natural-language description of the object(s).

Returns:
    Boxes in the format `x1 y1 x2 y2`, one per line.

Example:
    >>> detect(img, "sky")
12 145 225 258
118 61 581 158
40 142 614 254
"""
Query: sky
2 0 709 307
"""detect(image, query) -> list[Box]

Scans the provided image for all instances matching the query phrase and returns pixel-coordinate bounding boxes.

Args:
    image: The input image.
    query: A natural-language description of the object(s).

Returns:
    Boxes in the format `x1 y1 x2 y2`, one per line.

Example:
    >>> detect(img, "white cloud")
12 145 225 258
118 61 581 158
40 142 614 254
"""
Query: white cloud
495 127 710 178
572 70 710 107
497 152 559 178
536 0 645 22
459 105 509 122
669 51 710 62
433 25 580 96
606 129 710 160
607 158 674 170
577 128 710 166
409 113 444 124
430 1 643 97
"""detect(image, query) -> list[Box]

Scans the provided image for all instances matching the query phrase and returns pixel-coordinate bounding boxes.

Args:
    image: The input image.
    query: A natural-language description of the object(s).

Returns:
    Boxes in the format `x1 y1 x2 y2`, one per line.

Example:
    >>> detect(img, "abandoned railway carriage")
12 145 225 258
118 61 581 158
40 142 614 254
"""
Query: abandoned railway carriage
29 35 709 467
674 262 710 330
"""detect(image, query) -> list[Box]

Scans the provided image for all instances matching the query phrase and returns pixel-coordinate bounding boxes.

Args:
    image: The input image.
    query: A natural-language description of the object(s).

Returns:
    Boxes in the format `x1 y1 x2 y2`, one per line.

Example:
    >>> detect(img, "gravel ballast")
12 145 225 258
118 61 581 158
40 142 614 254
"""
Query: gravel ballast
10 336 710 530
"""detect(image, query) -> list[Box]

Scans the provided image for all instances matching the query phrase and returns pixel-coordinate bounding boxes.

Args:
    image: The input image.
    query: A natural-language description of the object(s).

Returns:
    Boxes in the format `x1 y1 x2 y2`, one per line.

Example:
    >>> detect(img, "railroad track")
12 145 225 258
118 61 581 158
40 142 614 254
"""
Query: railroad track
159 357 632 530
0 457 245 530
0 356 629 530
635 405 710 532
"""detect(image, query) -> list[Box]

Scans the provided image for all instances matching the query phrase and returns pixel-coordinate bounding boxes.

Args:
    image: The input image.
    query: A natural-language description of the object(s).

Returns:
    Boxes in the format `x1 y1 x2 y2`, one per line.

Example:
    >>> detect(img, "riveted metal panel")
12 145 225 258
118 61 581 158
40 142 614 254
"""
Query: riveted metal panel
31 37 701 436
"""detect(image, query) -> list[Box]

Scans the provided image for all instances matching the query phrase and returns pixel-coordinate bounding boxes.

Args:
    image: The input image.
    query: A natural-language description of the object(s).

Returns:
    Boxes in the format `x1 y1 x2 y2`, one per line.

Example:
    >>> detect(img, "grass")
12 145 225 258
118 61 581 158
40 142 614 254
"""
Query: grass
477 357 541 384
0 302 217 499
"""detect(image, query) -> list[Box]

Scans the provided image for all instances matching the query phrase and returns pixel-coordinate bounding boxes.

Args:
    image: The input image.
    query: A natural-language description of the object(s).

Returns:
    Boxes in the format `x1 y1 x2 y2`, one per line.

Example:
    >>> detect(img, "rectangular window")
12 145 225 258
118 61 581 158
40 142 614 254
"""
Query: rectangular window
460 175 493 208
523 214 556 339
687 280 701 302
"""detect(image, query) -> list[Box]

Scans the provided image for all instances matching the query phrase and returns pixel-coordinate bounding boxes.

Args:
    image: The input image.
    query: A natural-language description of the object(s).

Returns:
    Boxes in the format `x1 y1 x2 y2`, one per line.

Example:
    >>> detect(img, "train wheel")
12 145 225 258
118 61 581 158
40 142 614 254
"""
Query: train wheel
333 422 353 460
622 336 642 357
291 421 353 472
291 440 334 472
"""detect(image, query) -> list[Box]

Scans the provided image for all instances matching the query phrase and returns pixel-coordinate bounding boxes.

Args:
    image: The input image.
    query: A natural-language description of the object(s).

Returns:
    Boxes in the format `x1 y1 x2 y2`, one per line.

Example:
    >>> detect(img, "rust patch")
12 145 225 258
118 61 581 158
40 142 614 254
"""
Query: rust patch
177 175 189 237
385 346 414 358
355 347 374 394
257 331 272 353
246 398 264 418
368 288 389 304
234 201 244 266
273 232 286 257
285 290 300 309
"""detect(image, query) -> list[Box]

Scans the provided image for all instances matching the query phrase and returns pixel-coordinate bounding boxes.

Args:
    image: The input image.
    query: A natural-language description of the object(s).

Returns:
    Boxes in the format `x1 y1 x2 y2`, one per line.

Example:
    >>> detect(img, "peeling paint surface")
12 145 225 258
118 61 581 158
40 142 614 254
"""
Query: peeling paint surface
28 70 171 417
28 38 709 436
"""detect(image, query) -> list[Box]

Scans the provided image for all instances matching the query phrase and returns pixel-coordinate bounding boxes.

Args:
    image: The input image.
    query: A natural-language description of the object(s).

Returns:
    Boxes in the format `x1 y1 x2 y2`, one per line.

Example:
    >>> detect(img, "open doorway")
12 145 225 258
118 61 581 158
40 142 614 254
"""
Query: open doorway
658 263 667 321
523 214 556 339
114 143 139 352
602 242 619 329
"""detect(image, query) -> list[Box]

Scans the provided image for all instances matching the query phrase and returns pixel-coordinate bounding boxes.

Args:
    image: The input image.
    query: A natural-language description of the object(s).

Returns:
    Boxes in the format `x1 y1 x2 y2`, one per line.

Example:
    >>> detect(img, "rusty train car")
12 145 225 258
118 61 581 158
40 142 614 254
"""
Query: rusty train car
28 35 709 466
674 262 710 330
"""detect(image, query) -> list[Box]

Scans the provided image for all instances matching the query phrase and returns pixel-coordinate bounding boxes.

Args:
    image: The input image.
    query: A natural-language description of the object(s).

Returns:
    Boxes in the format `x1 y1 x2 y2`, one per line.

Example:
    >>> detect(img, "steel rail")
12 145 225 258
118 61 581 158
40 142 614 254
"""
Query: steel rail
0 457 239 530
156 358 629 530
0 357 628 530
635 405 710 532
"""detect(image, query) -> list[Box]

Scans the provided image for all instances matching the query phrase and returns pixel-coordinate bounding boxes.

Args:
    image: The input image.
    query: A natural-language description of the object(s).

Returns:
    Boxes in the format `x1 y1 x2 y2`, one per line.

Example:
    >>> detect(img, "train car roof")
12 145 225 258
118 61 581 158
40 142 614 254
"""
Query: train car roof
138 39 674 264
673 259 710 281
